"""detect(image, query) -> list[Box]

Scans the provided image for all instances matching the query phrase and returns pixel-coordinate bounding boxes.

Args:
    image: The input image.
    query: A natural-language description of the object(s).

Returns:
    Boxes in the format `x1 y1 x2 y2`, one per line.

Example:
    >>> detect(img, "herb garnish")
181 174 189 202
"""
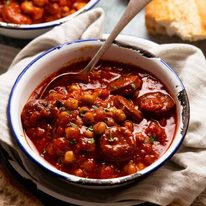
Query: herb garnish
88 126 93 131
87 138 95 144
69 139 76 145
111 85 118 90
149 136 157 142
92 105 99 110
70 122 78 128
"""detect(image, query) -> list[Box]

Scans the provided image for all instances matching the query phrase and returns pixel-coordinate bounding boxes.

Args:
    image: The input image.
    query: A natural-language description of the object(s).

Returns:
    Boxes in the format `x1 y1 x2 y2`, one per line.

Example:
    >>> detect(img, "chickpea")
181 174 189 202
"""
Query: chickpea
93 122 106 135
124 120 134 131
114 109 126 122
21 1 43 20
73 168 84 177
105 117 116 127
108 107 117 116
84 130 94 138
73 2 87 10
65 127 80 139
21 1 34 13
80 94 96 106
33 0 48 7
83 112 94 125
67 84 80 92
58 111 69 124
79 106 89 116
47 91 64 101
62 6 70 15
123 162 138 175
65 98 78 110
59 111 68 118
137 162 145 170
64 151 76 164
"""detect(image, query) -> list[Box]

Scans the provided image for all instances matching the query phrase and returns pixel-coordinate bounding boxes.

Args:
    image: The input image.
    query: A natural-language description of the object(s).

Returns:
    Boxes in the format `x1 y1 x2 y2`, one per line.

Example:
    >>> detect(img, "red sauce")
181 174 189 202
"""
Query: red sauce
0 0 89 24
21 61 177 179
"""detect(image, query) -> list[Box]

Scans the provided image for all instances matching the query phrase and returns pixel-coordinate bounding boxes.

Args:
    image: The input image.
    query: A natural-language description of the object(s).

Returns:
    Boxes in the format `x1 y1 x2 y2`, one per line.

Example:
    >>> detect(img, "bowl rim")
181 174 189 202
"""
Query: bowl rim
8 37 190 186
0 0 100 30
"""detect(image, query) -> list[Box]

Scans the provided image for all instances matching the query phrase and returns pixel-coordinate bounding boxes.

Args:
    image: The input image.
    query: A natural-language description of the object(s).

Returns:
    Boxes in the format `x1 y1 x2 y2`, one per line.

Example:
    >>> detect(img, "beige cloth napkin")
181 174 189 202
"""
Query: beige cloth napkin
1 7 206 206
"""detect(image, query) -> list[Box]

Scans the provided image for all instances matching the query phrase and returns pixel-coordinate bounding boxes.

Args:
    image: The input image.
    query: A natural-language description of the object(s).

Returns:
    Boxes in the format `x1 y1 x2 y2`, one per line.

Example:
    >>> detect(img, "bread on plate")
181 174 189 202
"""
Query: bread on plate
145 0 206 41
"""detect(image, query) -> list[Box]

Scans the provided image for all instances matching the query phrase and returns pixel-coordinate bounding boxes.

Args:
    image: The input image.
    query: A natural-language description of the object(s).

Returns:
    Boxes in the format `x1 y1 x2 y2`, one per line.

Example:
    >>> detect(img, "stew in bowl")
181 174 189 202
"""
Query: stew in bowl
8 37 189 187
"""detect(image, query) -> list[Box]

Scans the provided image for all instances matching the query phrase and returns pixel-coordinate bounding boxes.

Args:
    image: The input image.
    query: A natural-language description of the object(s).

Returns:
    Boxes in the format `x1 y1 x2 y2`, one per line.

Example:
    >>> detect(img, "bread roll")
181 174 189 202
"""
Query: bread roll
145 0 206 41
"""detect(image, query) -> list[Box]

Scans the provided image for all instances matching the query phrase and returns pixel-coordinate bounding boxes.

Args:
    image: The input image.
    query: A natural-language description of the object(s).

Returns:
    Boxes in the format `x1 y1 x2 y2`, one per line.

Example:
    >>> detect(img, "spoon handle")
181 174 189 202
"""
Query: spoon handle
83 0 152 73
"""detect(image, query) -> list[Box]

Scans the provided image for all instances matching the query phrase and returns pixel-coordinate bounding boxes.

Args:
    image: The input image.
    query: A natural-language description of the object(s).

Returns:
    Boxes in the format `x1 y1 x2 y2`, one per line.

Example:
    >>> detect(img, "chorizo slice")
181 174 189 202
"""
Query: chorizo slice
100 126 136 161
113 96 143 123
137 92 175 114
108 75 142 95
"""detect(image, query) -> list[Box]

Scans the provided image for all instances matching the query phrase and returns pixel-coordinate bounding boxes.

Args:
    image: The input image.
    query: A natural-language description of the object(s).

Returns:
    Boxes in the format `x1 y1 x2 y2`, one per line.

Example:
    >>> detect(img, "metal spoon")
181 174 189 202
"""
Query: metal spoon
40 0 152 97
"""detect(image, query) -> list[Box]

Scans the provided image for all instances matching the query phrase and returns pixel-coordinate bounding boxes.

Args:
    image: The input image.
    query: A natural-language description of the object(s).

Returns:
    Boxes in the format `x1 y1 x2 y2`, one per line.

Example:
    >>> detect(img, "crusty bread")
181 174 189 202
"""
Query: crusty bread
145 0 206 41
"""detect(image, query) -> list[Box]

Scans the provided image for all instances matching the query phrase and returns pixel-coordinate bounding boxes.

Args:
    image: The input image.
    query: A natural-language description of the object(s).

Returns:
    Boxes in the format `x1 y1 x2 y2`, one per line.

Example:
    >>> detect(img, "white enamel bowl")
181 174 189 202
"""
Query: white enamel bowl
0 0 99 39
8 36 189 188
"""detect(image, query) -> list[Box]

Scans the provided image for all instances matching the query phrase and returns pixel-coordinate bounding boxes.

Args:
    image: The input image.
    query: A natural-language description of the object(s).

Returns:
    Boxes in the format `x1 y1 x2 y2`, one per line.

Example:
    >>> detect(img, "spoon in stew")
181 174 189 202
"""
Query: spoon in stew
40 0 152 97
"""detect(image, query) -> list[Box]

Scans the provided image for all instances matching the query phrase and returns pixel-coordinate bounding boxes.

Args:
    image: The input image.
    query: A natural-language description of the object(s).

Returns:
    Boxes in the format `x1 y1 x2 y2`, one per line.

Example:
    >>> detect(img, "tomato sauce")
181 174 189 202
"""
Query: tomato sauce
0 0 90 24
21 61 177 179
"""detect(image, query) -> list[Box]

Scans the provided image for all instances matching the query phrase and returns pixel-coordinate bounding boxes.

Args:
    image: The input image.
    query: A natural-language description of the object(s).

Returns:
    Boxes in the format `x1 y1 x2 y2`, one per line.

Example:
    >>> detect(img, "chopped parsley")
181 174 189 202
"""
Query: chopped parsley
79 108 88 116
80 111 86 116
92 105 99 110
69 139 76 145
149 136 157 142
88 126 93 131
111 85 118 90
70 122 78 128
87 138 95 144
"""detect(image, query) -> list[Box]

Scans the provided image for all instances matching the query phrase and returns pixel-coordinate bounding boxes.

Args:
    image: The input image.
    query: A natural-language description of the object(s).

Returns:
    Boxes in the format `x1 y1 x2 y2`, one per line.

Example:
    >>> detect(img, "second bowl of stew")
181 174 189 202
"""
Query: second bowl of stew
8 36 189 188
0 0 100 39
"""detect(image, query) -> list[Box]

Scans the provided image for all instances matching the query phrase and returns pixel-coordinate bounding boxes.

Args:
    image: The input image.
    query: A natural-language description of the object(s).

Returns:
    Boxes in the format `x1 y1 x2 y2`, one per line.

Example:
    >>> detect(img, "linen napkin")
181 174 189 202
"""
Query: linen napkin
1 7 206 206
